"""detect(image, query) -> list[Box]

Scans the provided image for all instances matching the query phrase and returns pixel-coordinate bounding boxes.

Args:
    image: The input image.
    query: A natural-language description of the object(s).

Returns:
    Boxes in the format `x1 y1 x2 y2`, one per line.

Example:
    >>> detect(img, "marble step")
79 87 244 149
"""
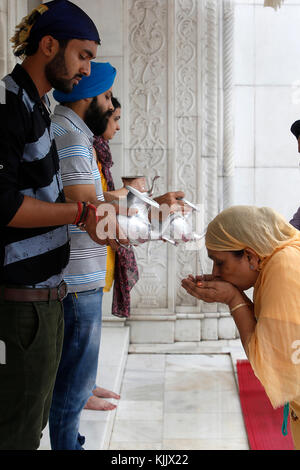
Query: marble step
128 339 245 355
38 326 130 450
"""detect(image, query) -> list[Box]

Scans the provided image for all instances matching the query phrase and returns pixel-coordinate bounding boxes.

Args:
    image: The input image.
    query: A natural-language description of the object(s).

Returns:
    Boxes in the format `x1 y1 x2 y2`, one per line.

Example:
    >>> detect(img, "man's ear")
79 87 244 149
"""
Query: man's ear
39 35 59 58
83 97 93 104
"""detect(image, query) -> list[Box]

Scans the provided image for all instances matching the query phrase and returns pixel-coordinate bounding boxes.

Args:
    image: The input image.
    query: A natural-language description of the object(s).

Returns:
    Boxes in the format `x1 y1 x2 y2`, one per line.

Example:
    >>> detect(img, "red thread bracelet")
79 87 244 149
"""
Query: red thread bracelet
73 201 83 225
77 203 98 227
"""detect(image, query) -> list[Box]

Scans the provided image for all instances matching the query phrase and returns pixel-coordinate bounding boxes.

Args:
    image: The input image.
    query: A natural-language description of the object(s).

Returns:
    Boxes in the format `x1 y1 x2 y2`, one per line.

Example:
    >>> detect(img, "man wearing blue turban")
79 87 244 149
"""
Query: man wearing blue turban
0 1 125 451
49 60 188 450
49 61 120 450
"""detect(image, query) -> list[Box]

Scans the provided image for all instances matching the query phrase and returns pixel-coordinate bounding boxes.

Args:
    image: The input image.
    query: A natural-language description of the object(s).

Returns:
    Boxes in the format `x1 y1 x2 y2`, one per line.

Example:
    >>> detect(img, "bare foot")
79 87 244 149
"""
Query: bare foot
93 386 120 400
84 395 117 411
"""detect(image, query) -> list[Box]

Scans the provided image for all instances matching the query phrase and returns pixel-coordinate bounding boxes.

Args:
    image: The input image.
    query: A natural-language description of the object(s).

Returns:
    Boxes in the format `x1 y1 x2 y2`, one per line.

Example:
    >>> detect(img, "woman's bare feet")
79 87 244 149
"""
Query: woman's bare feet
93 386 120 400
84 395 117 411
83 386 120 410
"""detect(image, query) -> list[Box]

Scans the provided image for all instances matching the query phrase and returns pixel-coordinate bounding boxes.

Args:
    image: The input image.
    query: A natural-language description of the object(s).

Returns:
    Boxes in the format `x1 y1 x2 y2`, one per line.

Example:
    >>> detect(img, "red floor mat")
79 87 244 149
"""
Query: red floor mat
237 359 294 450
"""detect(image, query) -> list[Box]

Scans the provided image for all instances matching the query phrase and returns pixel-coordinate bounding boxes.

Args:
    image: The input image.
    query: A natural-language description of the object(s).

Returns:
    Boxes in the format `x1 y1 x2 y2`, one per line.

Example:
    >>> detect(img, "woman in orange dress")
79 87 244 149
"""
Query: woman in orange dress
182 205 300 449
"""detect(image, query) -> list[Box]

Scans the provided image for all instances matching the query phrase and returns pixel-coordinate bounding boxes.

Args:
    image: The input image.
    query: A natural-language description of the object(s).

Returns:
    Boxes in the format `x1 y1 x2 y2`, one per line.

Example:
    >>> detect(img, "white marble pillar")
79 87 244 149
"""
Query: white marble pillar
0 0 29 78
222 0 235 210
124 0 238 342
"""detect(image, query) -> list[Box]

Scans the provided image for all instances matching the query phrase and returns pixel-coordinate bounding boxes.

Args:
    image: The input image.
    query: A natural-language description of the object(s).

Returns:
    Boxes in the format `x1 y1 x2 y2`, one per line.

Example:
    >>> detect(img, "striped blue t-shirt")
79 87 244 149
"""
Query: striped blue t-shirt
0 65 70 287
51 104 107 293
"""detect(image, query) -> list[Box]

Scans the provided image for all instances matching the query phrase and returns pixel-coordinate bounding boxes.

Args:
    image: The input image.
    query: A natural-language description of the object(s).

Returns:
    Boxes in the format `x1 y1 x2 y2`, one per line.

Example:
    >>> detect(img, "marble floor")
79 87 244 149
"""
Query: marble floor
39 328 250 451
109 350 249 450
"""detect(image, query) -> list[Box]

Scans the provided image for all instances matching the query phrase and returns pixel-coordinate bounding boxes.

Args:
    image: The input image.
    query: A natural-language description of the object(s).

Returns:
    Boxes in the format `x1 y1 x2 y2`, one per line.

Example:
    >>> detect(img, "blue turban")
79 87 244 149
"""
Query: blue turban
29 0 100 45
53 61 117 103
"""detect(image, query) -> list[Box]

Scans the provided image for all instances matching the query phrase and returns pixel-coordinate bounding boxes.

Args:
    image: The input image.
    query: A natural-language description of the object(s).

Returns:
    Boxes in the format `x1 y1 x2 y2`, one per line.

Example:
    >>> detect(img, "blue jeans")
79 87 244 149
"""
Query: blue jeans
49 287 103 450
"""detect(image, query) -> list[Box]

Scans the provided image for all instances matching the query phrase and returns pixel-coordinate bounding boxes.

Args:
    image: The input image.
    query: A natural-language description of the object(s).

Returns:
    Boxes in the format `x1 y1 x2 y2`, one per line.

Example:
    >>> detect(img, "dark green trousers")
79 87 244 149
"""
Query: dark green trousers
0 297 64 450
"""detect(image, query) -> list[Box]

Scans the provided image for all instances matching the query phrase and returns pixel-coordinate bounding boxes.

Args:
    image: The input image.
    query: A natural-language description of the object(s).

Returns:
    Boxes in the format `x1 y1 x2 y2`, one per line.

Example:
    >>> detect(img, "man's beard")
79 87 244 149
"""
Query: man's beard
45 48 83 94
84 97 111 136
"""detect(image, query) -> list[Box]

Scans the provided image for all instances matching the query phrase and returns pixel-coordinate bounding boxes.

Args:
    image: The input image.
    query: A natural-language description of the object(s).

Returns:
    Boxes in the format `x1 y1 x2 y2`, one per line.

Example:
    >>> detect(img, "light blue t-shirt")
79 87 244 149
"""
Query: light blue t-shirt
51 104 107 292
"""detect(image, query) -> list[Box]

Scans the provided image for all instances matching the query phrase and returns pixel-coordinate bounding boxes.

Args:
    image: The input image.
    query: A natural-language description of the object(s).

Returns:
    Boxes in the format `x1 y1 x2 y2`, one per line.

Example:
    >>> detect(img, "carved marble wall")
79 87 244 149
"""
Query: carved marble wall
124 0 238 342
126 0 169 311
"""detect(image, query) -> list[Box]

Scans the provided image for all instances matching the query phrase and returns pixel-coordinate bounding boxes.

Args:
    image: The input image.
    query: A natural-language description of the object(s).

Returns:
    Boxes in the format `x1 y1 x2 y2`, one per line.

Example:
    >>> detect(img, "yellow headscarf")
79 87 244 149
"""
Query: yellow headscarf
205 205 299 259
205 205 300 409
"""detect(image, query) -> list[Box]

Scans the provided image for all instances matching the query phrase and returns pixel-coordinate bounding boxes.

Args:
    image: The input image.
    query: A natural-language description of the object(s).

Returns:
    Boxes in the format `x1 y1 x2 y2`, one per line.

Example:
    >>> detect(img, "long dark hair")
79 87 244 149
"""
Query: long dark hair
111 96 121 111
102 96 121 135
